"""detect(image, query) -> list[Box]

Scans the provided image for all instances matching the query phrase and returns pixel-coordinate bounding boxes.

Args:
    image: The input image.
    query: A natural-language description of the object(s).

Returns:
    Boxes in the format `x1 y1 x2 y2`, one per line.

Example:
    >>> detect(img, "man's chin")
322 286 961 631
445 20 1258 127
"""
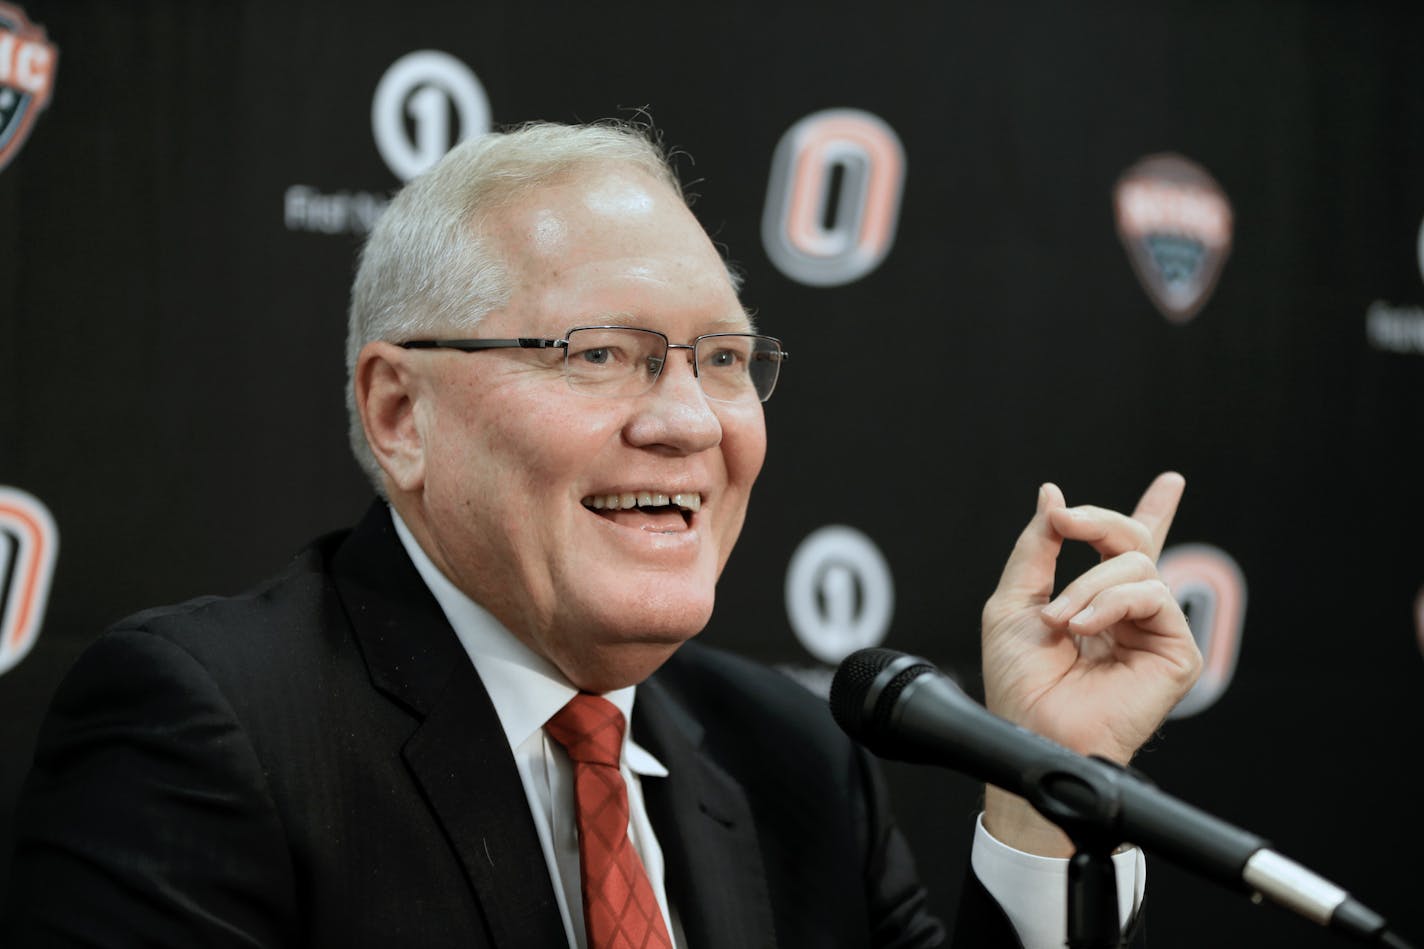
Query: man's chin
560 637 695 693
545 585 715 688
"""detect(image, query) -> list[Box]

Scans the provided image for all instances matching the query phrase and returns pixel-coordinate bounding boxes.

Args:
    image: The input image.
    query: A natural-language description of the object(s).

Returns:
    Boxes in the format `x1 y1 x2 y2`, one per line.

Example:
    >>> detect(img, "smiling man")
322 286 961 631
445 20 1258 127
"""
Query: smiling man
354 151 768 695
3 122 1201 948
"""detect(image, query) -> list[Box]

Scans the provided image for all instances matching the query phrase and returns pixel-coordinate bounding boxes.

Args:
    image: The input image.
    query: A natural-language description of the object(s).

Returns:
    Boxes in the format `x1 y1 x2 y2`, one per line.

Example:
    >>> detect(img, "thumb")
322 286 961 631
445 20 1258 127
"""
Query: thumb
1132 470 1186 559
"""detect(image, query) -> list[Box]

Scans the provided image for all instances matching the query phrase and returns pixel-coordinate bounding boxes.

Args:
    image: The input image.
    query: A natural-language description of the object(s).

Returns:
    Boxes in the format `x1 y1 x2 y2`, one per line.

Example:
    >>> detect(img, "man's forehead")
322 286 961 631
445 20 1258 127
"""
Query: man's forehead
578 173 661 216
480 168 736 282
507 176 660 251
492 166 675 233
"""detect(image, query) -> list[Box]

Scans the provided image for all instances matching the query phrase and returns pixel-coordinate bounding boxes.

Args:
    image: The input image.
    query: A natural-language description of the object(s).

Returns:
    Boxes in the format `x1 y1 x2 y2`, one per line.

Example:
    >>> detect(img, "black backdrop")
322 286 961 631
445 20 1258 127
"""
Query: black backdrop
3 1 1423 945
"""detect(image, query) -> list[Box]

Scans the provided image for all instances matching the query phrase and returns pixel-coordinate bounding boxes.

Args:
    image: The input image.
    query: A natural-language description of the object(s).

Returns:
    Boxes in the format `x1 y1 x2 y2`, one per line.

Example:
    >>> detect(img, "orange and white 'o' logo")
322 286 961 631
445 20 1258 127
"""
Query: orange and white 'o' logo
0 486 58 676
1159 543 1246 718
762 109 906 287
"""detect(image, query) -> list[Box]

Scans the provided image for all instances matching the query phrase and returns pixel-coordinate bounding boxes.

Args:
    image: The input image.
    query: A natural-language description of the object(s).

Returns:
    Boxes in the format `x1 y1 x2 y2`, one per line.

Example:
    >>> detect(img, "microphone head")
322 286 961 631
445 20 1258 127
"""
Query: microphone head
829 647 937 750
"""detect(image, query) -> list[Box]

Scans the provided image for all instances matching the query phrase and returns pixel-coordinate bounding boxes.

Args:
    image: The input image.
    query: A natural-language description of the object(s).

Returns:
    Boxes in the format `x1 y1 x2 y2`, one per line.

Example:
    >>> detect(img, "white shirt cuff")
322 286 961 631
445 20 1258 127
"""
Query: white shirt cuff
970 813 1146 949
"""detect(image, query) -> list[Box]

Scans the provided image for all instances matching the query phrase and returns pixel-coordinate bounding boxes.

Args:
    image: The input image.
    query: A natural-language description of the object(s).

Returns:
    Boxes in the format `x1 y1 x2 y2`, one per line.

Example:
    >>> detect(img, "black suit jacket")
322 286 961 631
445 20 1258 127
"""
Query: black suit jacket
3 503 1026 947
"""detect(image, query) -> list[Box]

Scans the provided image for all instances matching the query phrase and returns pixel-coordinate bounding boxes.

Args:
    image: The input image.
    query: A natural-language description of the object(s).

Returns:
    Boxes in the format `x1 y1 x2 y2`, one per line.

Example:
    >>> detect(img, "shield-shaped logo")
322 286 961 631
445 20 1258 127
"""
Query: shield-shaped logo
1114 153 1233 323
0 3 58 175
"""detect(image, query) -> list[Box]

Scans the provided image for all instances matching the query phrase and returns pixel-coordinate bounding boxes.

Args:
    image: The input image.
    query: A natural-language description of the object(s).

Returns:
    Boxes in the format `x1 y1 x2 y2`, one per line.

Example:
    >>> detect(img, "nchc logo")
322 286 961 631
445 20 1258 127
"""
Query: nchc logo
0 2 58 175
0 486 58 677
1114 153 1233 324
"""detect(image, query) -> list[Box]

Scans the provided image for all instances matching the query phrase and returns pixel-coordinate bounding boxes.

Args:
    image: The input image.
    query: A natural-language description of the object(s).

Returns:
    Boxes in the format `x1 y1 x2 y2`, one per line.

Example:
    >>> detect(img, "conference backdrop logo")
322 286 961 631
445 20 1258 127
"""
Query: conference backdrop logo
1113 153 1234 323
779 525 895 696
763 109 906 287
1363 211 1424 355
284 50 489 236
371 49 490 183
0 3 57 175
0 486 58 677
1158 543 1246 718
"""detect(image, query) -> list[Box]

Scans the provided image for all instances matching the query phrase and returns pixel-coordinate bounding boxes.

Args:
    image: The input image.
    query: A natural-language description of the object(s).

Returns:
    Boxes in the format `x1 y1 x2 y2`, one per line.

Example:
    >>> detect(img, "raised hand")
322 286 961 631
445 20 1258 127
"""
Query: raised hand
980 472 1202 854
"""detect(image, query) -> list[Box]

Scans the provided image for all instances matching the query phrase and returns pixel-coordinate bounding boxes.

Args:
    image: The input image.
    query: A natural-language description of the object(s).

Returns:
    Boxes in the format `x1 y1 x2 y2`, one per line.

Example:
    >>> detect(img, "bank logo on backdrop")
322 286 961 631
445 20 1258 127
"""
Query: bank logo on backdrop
784 525 894 665
0 486 58 677
0 2 57 175
1158 543 1246 718
284 50 488 236
763 109 905 287
1114 153 1233 323
372 49 490 183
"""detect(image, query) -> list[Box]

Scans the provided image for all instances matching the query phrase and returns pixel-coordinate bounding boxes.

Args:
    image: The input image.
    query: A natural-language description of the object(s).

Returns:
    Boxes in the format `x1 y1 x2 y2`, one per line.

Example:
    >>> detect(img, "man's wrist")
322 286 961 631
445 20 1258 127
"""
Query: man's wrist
982 784 1076 858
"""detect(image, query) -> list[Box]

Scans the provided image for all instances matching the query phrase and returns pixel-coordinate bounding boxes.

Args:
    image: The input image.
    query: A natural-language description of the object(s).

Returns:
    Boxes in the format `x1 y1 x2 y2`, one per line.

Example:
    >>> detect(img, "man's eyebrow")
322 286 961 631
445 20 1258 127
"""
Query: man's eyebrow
705 306 759 333
577 311 762 333
710 311 758 333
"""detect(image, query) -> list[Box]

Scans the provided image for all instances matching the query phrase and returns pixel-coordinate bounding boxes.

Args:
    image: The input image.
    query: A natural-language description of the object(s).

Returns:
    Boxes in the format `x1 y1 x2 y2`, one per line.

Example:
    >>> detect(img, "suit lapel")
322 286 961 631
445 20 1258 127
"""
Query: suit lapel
402 669 569 949
635 676 777 949
332 502 567 949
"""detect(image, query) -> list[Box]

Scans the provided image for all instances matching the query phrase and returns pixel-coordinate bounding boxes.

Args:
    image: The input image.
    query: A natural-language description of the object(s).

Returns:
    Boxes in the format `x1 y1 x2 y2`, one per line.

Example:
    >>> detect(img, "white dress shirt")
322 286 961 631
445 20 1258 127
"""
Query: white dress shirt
972 815 1145 944
392 511 684 949
390 507 1142 949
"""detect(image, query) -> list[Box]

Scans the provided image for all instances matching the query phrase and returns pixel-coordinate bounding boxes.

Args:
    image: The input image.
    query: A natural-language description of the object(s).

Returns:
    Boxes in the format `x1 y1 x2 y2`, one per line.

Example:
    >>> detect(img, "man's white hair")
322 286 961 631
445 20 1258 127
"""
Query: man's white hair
345 120 688 493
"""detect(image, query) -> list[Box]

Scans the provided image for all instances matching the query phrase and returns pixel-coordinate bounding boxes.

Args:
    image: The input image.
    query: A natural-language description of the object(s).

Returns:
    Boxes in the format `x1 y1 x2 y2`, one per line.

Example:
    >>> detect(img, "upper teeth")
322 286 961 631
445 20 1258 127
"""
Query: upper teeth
583 492 702 513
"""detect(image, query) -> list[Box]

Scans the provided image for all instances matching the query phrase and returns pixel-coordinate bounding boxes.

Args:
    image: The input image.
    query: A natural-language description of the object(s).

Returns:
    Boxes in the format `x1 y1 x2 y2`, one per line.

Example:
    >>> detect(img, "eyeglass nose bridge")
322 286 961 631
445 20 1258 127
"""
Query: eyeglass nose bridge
644 341 701 388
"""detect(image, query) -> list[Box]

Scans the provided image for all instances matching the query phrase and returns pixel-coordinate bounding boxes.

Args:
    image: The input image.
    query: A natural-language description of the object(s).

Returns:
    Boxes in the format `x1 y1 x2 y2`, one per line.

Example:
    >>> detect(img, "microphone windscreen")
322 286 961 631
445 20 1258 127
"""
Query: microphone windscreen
828 647 897 733
829 648 936 746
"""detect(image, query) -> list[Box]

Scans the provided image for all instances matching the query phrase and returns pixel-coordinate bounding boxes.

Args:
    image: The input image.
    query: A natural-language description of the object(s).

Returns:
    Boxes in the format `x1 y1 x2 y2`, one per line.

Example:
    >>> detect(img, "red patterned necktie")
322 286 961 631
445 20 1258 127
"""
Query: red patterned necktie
545 693 674 949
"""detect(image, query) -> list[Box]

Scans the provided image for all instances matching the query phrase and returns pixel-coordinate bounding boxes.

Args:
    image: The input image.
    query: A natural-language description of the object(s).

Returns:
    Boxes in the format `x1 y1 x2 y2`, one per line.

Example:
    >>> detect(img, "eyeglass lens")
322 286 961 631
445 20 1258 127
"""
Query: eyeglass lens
563 327 781 402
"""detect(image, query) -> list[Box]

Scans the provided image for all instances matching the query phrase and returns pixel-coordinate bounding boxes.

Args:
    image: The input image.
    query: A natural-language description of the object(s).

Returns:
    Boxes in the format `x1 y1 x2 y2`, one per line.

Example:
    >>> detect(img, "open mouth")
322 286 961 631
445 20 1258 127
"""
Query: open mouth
581 491 702 532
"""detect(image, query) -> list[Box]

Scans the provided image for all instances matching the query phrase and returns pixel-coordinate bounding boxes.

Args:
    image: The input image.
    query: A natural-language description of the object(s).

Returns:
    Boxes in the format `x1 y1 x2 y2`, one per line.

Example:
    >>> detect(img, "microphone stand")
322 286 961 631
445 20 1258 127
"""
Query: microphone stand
1065 831 1123 948
1019 758 1134 949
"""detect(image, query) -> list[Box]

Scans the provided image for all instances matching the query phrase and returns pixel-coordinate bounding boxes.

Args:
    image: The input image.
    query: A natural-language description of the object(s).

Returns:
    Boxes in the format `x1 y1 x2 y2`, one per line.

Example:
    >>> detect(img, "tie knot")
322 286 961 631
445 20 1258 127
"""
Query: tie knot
545 694 625 767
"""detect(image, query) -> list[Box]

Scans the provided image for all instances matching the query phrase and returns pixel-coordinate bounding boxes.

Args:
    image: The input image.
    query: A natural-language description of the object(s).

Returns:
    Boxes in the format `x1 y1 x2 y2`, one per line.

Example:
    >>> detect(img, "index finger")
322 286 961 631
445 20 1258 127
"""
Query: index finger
1132 471 1186 559
994 482 1067 601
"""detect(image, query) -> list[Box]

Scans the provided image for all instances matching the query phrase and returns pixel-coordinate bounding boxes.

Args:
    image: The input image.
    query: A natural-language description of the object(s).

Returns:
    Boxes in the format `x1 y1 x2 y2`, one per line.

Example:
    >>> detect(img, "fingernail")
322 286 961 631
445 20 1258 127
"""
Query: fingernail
1042 597 1068 620
1037 485 1047 512
1069 605 1096 628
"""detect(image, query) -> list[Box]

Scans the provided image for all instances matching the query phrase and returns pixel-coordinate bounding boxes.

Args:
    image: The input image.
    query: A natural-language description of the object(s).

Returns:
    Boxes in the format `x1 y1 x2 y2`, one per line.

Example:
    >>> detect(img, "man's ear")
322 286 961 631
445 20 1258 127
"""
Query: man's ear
355 341 426 493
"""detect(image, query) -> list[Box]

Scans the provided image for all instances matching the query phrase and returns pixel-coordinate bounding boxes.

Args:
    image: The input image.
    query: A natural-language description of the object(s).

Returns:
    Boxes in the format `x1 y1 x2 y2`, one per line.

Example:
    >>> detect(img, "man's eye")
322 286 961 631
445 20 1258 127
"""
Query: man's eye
577 347 616 366
706 348 744 369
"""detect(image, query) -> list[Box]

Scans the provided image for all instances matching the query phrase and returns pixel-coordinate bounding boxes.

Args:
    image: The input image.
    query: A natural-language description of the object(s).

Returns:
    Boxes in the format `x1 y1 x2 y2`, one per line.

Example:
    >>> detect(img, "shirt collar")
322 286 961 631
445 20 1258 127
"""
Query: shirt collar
389 506 667 778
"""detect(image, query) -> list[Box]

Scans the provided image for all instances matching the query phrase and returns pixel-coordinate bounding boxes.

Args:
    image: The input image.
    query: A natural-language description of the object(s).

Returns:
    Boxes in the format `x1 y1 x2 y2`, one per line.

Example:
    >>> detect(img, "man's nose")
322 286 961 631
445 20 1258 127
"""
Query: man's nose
624 349 722 453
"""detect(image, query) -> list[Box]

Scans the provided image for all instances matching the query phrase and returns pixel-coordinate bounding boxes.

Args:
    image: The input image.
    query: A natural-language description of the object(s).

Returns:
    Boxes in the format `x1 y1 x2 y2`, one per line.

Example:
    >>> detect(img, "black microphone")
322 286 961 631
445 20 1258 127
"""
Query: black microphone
829 647 1410 948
